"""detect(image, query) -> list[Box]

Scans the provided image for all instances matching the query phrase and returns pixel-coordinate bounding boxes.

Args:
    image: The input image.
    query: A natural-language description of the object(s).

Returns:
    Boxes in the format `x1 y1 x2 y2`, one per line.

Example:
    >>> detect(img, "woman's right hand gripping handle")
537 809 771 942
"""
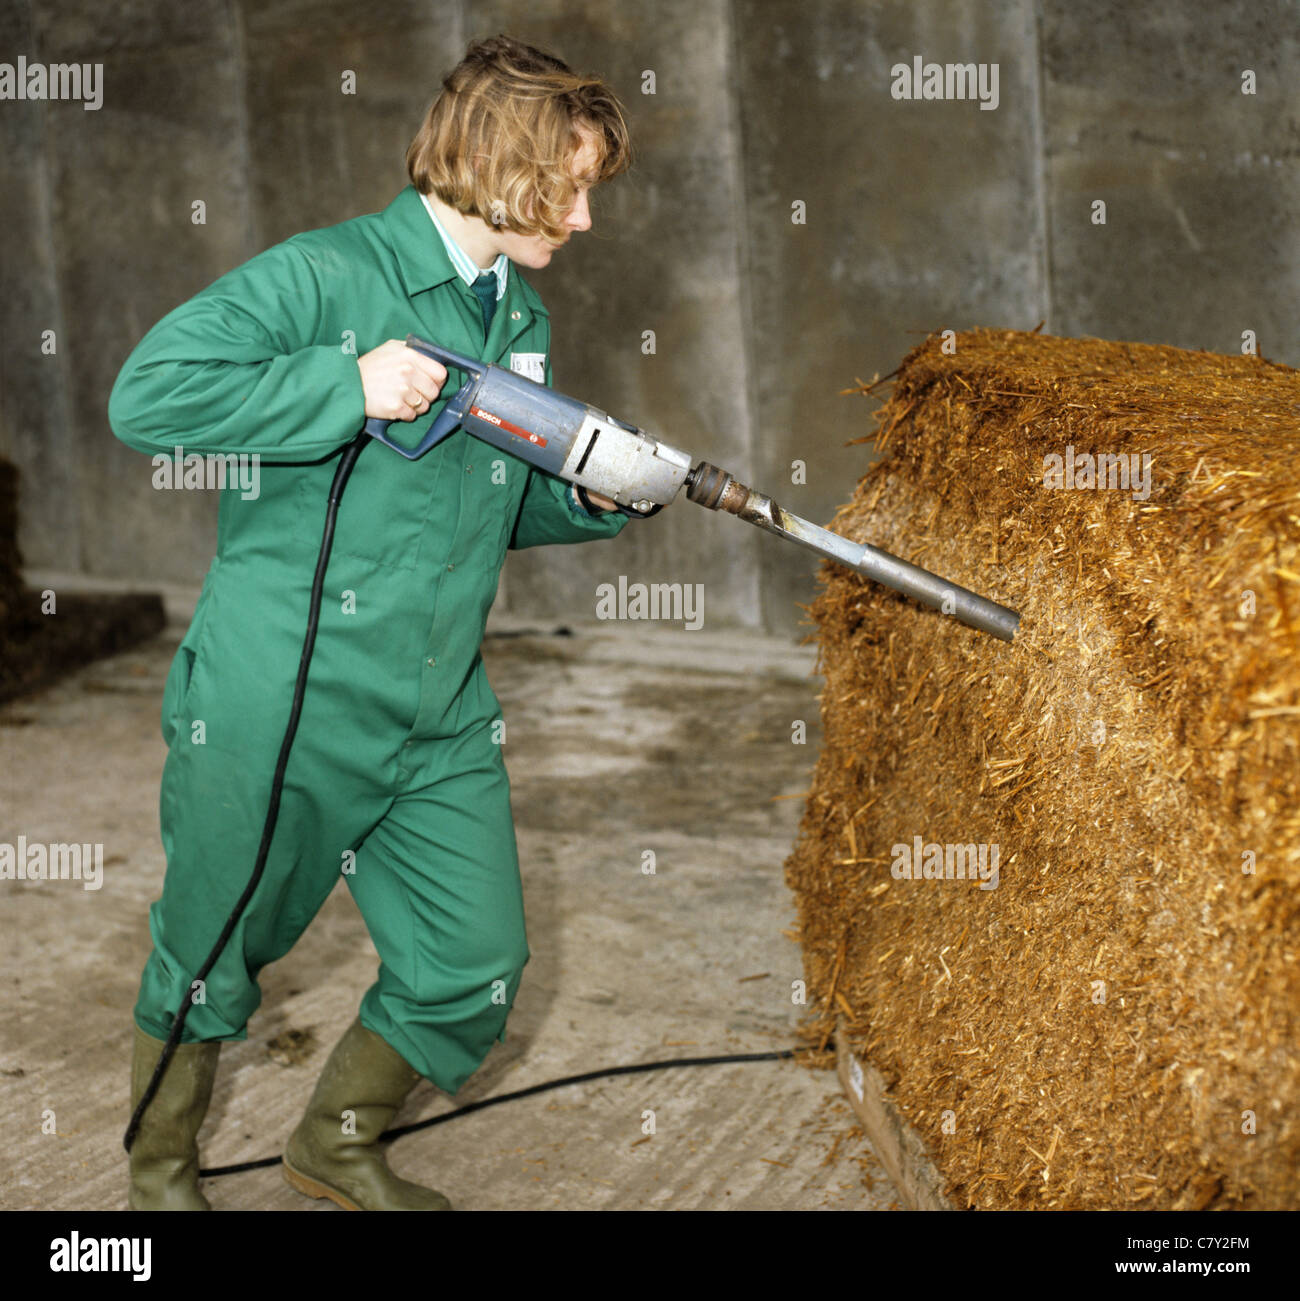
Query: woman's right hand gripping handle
358 339 448 423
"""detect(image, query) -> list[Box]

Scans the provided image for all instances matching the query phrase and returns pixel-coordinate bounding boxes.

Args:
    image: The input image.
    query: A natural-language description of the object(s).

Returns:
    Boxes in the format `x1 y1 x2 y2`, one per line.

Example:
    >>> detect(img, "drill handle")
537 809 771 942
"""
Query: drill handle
361 335 486 460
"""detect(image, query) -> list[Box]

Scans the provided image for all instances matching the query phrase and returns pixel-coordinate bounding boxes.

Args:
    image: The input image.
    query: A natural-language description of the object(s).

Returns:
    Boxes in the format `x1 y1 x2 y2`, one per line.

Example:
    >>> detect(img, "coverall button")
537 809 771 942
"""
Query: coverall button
447 563 455 571
426 656 436 667
510 310 521 320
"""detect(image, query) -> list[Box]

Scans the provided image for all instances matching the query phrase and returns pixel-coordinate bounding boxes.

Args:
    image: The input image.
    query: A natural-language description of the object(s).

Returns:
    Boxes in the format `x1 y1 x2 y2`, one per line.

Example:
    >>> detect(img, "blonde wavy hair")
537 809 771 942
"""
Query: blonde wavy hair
406 35 632 245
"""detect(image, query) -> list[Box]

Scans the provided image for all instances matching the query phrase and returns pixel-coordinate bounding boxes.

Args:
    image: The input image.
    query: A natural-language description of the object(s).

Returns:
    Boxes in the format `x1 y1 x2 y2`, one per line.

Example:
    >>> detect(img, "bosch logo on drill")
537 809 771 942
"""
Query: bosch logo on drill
469 405 547 448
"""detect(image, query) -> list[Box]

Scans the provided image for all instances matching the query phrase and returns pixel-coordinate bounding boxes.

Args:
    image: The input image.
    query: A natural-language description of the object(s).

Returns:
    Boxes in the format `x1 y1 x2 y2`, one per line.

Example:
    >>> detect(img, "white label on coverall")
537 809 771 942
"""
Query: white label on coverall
510 352 546 383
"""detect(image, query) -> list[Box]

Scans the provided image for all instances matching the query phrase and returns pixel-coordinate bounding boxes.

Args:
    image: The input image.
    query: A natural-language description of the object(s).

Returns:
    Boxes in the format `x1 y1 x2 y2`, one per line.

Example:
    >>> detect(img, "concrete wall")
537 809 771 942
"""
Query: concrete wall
3 0 1295 637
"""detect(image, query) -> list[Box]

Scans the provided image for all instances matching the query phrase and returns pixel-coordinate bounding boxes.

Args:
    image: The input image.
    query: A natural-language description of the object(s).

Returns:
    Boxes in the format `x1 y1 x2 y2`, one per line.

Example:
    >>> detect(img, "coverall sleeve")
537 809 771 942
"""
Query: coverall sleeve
107 238 366 461
507 354 630 550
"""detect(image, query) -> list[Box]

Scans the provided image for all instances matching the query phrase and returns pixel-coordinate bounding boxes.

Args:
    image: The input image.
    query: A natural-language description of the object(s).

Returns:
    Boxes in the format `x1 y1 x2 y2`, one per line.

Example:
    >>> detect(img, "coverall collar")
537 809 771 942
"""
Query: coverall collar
417 190 509 301
384 185 464 296
383 186 548 333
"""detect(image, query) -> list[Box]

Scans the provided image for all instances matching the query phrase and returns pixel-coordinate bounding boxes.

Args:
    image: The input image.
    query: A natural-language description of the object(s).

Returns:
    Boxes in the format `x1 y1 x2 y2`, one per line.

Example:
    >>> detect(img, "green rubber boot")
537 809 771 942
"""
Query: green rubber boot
282 1018 452 1211
127 1022 220 1210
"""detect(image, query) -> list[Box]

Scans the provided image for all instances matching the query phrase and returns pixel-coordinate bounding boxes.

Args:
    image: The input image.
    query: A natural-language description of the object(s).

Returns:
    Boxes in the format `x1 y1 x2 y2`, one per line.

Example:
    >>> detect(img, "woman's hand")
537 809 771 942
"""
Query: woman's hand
358 340 448 422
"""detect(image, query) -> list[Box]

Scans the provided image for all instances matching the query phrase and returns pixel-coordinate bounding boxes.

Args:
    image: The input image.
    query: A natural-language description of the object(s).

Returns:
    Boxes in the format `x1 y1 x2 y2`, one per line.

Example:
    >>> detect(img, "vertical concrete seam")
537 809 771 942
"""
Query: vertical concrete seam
228 0 260 260
1028 0 1054 331
30 0 80 571
721 0 765 631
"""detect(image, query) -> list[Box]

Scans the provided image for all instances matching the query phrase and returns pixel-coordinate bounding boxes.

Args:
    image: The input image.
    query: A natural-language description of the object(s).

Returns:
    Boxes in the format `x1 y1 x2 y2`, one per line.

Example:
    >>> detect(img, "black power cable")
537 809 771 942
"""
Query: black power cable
199 1048 798 1179
124 432 370 1154
124 429 804 1183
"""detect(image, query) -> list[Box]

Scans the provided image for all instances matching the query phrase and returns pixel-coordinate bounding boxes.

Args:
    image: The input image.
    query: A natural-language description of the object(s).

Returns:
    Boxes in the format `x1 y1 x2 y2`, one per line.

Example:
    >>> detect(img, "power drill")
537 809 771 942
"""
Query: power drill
365 335 1019 642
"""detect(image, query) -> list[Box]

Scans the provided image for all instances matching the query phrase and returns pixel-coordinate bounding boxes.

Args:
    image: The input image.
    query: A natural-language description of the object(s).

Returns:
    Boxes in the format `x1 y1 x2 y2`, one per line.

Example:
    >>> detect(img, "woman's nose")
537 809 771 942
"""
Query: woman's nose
567 189 592 232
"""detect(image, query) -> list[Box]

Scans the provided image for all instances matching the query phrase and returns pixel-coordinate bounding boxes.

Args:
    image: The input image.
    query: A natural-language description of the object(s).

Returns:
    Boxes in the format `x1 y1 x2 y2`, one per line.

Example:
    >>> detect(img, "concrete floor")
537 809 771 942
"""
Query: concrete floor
1 592 894 1211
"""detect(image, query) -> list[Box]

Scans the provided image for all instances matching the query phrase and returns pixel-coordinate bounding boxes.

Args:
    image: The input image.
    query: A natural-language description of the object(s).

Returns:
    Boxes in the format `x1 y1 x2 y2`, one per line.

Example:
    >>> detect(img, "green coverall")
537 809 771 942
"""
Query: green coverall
108 185 628 1094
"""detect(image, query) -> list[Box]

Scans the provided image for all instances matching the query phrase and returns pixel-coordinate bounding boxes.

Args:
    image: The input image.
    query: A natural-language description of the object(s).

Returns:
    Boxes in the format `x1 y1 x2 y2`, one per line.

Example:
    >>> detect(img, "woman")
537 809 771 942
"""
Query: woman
109 34 633 1211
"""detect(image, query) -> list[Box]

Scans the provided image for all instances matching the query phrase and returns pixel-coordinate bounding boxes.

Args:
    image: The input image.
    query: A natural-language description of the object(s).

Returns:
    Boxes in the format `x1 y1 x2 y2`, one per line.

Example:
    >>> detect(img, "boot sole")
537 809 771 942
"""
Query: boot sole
281 1157 361 1211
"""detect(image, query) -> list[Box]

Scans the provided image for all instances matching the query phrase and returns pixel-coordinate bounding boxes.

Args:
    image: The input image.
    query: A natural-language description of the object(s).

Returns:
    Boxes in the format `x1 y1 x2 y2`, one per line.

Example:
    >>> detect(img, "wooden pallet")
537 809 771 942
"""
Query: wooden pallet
835 1019 954 1211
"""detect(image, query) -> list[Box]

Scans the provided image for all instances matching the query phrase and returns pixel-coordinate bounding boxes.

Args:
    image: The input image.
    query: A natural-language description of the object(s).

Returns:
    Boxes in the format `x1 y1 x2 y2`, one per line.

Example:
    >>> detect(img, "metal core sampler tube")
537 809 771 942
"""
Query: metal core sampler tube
685 462 1020 643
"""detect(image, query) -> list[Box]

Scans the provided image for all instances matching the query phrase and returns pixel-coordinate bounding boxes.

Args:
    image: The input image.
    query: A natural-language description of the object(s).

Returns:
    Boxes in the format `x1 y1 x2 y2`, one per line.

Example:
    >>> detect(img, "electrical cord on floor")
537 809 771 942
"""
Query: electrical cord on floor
123 428 805 1179
199 1047 798 1178
124 433 370 1155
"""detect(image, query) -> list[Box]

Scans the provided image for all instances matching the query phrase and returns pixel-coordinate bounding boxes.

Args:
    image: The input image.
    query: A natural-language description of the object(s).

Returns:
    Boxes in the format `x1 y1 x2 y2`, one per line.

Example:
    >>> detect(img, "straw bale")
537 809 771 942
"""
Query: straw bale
785 328 1299 1209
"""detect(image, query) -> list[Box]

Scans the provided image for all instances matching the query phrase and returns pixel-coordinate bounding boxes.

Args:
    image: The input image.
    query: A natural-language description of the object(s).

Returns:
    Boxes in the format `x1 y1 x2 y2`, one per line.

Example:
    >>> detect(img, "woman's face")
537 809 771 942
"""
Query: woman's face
489 126 600 269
